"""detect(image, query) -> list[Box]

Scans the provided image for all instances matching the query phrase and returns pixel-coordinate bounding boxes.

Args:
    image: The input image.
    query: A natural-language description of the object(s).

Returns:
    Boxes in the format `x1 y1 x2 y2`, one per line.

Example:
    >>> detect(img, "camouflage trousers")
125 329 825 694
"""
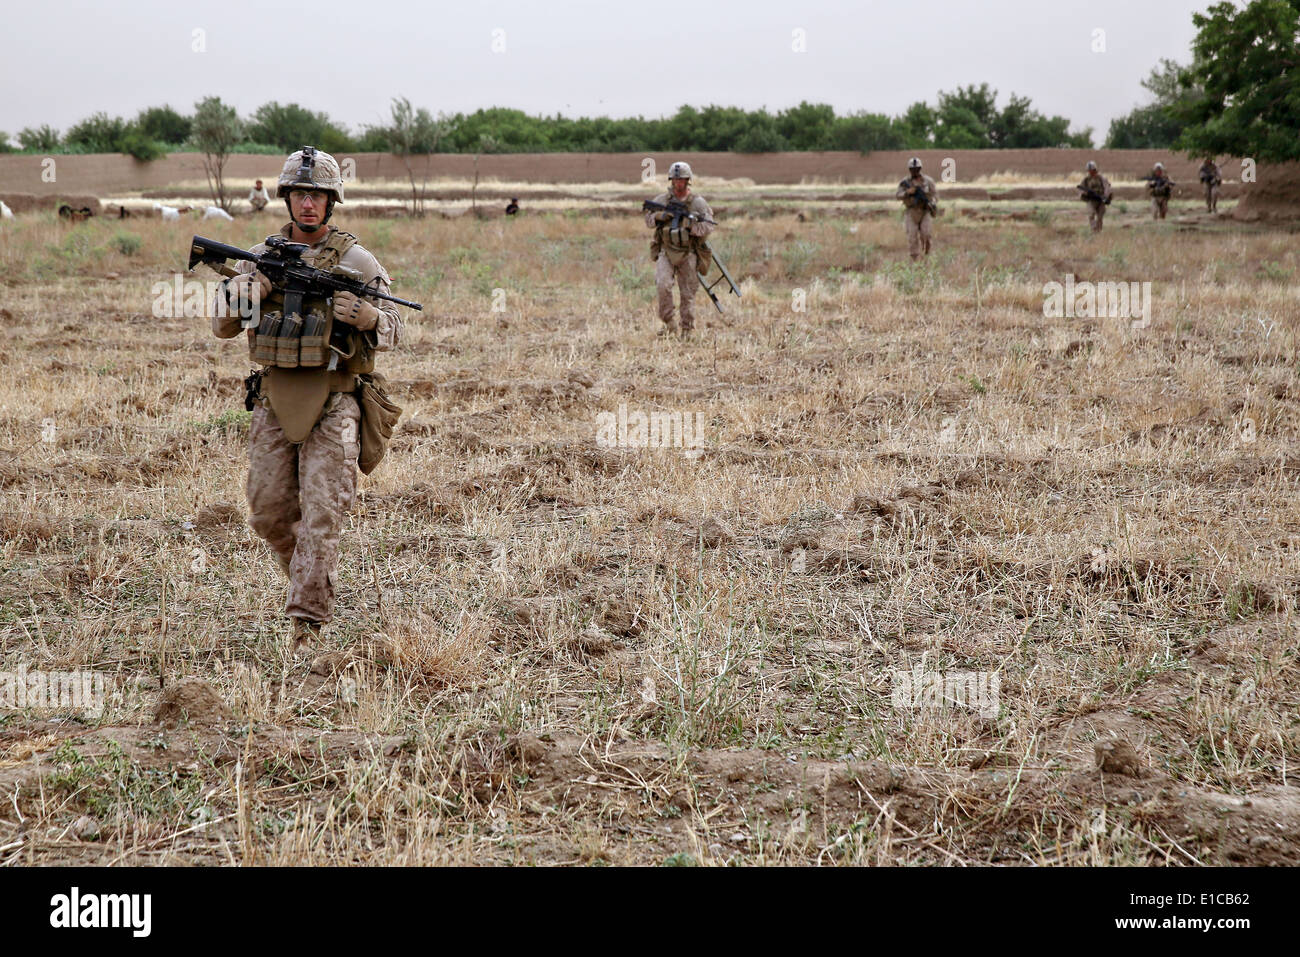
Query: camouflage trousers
1151 196 1169 220
905 210 933 260
656 252 699 330
1204 183 1219 212
1087 201 1107 233
246 393 361 624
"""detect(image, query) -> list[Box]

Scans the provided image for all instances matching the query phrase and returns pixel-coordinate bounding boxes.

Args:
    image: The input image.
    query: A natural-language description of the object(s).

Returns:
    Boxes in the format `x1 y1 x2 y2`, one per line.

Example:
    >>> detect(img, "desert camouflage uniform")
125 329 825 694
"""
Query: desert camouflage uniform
895 174 937 260
1147 171 1174 220
212 223 401 624
1078 172 1113 232
1199 160 1222 212
645 190 714 332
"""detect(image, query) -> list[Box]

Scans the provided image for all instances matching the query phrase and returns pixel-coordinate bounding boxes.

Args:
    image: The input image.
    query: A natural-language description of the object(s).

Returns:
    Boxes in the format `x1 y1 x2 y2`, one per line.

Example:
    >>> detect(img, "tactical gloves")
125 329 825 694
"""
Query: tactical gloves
333 291 379 332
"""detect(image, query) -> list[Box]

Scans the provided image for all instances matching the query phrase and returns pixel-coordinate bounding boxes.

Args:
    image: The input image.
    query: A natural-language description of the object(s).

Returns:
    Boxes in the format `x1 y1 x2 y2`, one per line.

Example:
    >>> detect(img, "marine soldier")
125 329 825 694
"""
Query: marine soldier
1146 162 1174 220
1077 161 1113 233
1198 157 1222 213
212 147 404 654
895 157 937 261
249 179 270 212
645 161 714 338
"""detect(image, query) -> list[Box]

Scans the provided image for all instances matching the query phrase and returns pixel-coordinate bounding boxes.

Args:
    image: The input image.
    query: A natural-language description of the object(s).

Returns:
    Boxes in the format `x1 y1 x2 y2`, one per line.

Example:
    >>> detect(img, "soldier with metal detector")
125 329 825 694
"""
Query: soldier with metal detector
642 161 740 336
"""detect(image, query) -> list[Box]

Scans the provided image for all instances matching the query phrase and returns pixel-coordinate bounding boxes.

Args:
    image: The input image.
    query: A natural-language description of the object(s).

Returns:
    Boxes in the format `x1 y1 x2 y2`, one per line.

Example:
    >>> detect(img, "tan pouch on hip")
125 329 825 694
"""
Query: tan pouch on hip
356 372 403 475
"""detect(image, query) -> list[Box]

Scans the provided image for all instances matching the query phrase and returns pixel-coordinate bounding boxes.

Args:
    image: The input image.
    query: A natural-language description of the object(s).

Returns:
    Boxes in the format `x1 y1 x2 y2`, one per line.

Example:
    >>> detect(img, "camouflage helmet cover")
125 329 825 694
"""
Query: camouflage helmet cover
1085 160 1098 172
277 146 345 203
907 157 923 169
668 161 693 180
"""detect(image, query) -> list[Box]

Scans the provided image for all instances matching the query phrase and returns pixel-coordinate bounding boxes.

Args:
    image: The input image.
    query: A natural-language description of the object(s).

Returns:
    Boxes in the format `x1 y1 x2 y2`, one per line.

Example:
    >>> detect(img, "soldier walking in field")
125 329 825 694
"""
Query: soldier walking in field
212 147 405 654
895 157 937 261
1199 157 1222 213
1146 162 1174 220
1077 161 1113 233
645 161 715 338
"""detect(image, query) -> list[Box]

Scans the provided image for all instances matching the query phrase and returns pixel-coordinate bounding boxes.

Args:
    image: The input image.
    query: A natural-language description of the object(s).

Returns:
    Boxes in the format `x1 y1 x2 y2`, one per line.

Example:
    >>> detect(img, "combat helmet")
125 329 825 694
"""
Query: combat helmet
668 161 693 180
278 146 345 230
907 157 923 170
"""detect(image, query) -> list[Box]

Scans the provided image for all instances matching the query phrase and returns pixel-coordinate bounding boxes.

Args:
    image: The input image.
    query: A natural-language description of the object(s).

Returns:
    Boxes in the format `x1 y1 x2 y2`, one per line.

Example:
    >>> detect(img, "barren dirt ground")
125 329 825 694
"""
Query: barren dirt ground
0 185 1297 865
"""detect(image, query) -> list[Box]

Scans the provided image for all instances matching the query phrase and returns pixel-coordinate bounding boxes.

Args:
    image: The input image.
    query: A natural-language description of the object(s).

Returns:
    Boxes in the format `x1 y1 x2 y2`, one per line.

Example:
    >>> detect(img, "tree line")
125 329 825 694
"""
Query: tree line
0 86 1093 160
3 2 1293 167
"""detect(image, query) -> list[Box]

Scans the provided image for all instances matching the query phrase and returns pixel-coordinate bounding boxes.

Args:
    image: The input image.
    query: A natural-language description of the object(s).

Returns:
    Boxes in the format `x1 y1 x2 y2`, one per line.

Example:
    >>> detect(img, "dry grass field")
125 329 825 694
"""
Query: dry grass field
0 184 1297 866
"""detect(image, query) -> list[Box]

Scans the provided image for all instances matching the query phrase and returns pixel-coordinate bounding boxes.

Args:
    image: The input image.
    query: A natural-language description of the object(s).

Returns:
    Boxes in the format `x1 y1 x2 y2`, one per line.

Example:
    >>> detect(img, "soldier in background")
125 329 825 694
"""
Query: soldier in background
249 179 270 213
895 157 937 261
1077 161 1113 233
645 161 714 338
1199 157 1222 213
213 147 404 655
505 197 520 216
1146 162 1174 220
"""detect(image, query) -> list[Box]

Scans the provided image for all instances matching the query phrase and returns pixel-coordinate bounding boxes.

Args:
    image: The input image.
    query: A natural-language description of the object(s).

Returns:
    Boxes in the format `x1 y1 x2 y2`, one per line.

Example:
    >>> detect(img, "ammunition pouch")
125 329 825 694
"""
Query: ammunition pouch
356 372 402 475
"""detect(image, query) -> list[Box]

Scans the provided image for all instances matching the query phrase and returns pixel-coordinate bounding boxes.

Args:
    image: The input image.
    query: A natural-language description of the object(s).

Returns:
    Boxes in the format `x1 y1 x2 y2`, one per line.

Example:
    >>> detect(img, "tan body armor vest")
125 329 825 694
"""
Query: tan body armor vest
247 229 376 441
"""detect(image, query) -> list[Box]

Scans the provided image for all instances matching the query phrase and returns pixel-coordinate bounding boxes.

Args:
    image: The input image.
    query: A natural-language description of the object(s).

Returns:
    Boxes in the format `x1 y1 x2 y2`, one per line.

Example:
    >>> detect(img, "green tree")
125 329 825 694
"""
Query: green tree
17 125 60 151
0 131 14 153
775 102 836 150
65 112 129 152
827 112 905 153
896 102 937 148
136 105 192 145
119 128 168 162
190 97 244 211
1175 0 1300 162
1104 58 1202 148
936 84 998 146
374 97 453 214
247 101 355 153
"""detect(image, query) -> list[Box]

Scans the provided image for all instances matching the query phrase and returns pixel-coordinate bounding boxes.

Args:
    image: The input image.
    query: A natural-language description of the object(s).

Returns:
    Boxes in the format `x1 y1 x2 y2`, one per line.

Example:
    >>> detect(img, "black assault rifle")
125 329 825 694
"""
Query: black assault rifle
642 197 717 230
641 199 740 312
188 234 423 327
905 182 936 216
1078 185 1112 205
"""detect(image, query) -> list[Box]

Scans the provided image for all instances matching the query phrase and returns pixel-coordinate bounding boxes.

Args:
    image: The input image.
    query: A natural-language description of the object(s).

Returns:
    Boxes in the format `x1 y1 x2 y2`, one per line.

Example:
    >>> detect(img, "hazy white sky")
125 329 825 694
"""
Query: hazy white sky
2 0 1208 141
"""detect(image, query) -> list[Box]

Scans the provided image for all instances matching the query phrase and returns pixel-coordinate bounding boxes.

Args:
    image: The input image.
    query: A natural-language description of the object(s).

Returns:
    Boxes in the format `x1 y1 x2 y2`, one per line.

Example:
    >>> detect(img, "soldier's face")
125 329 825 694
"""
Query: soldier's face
290 189 329 227
670 177 689 198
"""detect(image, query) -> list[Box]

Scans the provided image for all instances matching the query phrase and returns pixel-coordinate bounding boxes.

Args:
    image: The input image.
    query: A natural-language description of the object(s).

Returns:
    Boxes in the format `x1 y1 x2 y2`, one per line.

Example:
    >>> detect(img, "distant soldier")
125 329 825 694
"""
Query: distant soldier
1076 161 1113 233
1146 162 1175 220
505 197 520 216
895 157 937 261
645 161 714 338
1198 157 1222 213
249 179 270 213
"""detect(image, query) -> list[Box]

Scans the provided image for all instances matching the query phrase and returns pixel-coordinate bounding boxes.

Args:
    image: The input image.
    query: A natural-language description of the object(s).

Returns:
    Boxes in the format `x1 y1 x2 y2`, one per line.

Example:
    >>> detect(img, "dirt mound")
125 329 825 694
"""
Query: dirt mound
153 678 231 728
1234 161 1300 221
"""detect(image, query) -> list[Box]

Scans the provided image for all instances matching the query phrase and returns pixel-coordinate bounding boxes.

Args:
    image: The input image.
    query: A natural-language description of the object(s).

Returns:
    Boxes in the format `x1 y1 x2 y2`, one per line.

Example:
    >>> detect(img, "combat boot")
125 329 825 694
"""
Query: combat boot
658 320 679 338
290 617 322 657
